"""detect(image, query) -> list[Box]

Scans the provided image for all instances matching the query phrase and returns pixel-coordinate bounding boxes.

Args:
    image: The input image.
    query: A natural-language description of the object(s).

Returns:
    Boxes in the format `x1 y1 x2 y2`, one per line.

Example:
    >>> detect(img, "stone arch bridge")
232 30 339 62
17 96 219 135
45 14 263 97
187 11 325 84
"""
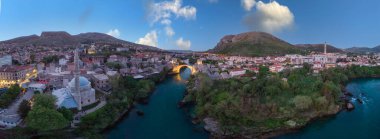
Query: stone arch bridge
171 65 197 75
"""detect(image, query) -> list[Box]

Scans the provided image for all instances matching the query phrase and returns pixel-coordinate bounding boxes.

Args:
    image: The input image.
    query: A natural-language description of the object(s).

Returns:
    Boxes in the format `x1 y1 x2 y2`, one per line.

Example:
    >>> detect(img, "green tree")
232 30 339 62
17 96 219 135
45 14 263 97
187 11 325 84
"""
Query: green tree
57 107 74 121
7 84 21 94
136 80 155 99
18 100 31 118
106 62 122 70
258 66 269 78
42 55 59 64
184 65 380 135
33 94 57 109
0 84 21 108
33 90 41 94
302 63 312 73
321 81 340 102
26 106 69 131
293 95 312 111
314 96 328 111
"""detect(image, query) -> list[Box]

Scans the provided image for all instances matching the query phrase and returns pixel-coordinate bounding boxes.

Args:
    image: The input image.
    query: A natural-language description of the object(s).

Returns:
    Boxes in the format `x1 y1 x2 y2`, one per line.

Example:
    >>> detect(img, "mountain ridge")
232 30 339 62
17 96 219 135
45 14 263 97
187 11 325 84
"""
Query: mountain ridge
344 45 380 54
208 31 352 56
295 44 344 53
208 32 303 56
0 31 161 51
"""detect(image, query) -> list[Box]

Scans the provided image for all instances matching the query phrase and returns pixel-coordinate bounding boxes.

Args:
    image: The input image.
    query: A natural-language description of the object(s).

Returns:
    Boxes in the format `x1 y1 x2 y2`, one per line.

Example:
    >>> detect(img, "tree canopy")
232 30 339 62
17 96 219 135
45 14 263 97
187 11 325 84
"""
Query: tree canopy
18 100 31 118
185 65 380 136
33 94 57 109
26 94 69 131
0 84 21 108
26 106 69 131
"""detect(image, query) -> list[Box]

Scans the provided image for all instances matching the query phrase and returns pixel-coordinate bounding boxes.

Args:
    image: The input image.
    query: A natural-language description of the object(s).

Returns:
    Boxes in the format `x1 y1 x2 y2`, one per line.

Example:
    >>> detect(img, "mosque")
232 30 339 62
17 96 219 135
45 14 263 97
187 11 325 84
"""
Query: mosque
52 48 96 110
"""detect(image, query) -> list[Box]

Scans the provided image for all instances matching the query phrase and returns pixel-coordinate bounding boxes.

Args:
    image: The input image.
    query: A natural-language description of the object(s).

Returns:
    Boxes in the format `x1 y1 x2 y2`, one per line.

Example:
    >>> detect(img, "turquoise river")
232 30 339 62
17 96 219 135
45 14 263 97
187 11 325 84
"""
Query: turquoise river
106 68 209 139
107 68 380 139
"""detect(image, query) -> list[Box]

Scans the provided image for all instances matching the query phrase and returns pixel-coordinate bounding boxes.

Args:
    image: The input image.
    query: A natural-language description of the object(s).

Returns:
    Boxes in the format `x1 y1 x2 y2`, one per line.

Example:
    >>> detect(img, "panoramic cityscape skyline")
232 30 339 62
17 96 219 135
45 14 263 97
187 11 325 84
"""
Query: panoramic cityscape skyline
0 0 380 51
2 1 380 138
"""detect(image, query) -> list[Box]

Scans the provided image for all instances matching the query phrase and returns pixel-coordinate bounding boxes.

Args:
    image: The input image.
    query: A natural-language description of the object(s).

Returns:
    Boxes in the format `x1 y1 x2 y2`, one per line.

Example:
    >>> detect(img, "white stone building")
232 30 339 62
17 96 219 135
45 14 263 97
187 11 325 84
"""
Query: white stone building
229 69 246 77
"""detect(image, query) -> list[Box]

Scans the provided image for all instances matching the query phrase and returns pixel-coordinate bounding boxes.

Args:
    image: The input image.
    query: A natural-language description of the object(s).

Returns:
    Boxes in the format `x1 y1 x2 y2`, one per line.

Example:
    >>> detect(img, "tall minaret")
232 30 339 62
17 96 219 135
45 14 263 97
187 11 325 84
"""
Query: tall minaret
74 48 82 111
324 42 327 55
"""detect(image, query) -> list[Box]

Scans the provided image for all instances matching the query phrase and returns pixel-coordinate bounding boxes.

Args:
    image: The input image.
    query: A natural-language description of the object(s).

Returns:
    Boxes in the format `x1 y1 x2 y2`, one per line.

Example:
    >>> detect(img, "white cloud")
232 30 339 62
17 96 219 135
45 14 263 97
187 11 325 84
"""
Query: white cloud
243 1 294 33
145 0 196 49
164 26 175 37
241 0 256 11
177 6 196 19
106 29 121 38
0 0 2 15
176 37 191 50
136 30 158 47
160 19 172 25
148 0 197 25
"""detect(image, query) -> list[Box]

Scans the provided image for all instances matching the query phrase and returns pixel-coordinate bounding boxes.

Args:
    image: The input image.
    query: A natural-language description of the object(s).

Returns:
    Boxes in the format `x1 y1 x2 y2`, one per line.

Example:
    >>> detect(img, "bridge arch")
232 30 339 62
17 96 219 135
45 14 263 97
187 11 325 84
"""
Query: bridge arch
172 65 197 75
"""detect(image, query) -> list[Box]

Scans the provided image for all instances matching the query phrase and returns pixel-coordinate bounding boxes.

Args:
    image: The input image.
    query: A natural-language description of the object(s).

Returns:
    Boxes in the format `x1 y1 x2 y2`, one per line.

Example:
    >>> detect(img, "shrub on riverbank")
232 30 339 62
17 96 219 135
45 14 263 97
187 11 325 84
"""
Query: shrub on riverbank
186 65 380 137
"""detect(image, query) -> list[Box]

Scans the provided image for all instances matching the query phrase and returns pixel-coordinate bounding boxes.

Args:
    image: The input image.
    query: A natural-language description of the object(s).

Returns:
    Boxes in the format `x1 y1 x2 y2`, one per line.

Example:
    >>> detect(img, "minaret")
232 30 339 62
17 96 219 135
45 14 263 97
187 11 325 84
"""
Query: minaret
74 48 82 111
324 42 327 55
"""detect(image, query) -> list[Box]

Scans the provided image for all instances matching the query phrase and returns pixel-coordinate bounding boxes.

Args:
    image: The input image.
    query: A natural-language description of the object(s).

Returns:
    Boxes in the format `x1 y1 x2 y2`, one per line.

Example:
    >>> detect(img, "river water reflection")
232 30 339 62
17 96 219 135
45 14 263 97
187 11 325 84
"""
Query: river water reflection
106 68 209 139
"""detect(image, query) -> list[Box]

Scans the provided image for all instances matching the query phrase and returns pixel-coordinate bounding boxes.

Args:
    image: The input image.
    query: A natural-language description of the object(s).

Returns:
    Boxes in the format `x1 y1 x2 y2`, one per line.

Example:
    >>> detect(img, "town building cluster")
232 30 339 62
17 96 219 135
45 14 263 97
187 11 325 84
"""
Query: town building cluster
1 42 380 128
195 44 380 79
0 42 180 128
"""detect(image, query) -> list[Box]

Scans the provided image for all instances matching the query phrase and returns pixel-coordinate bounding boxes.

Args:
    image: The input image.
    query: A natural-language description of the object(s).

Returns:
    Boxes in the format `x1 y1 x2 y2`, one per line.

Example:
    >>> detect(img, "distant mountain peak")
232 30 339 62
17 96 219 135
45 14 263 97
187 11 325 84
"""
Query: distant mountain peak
0 31 161 51
40 31 71 37
209 31 303 56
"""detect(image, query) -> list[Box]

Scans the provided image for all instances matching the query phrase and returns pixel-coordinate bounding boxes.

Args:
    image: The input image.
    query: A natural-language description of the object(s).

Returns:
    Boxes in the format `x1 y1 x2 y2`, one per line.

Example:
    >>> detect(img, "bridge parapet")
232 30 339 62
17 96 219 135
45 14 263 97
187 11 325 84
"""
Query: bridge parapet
172 65 197 74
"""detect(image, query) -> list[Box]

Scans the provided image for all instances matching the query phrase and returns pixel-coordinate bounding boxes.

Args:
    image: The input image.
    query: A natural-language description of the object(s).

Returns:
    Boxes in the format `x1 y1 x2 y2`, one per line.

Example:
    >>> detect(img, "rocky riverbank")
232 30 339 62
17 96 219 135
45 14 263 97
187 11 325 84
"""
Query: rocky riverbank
189 84 367 139
198 104 341 139
183 65 380 139
184 80 367 139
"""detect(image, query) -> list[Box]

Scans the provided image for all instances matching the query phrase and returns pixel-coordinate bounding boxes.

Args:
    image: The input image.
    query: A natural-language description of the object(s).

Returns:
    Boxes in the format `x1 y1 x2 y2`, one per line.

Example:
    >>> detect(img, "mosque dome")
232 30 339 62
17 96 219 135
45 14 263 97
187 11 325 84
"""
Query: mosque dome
68 76 91 88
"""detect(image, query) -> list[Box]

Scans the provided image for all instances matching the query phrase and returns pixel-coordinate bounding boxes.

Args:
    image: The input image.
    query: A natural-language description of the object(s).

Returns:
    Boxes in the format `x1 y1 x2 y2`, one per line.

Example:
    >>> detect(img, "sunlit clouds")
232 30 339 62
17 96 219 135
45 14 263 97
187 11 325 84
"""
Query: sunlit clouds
106 29 121 38
136 30 158 47
242 0 294 33
141 0 196 49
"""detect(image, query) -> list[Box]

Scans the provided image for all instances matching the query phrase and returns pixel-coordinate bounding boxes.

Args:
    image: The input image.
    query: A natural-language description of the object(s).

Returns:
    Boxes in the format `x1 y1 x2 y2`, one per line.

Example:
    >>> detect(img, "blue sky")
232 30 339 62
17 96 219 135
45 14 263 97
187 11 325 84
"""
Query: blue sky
0 0 380 51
